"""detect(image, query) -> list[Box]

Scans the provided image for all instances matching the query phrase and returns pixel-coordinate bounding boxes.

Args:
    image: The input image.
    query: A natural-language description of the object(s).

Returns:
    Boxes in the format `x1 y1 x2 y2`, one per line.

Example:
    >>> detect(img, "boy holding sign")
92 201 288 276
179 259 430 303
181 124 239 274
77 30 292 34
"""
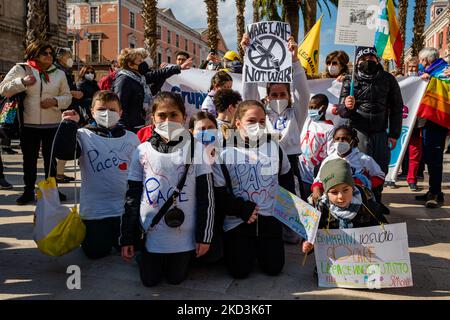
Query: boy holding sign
302 159 387 254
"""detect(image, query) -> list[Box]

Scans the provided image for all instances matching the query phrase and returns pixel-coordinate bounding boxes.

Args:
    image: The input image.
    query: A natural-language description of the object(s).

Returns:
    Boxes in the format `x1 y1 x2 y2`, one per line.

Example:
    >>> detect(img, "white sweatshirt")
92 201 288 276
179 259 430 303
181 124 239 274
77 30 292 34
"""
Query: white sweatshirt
242 63 310 155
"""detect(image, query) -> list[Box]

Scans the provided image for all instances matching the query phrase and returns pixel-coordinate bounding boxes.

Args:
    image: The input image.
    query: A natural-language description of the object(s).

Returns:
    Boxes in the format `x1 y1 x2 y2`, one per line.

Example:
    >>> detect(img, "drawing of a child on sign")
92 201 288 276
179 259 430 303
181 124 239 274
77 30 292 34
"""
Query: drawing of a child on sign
244 21 293 83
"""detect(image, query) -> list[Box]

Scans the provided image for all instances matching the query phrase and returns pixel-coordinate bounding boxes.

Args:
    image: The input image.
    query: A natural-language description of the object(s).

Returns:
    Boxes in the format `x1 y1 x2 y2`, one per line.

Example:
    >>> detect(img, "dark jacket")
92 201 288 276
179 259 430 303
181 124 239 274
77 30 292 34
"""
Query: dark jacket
77 78 100 113
336 64 404 139
317 186 388 230
54 62 89 124
113 66 182 133
53 119 127 161
119 132 215 247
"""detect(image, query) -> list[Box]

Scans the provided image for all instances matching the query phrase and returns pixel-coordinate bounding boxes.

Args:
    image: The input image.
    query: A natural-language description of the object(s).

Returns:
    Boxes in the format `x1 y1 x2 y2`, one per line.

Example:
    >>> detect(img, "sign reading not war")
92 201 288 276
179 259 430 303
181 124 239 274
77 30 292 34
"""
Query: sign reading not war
314 223 413 289
244 21 292 83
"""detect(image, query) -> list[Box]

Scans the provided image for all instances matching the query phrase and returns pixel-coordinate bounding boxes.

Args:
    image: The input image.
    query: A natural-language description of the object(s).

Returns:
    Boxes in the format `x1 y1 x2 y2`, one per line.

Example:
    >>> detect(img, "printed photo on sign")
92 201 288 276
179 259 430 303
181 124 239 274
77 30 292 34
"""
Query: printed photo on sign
314 223 413 289
244 21 293 83
335 0 379 47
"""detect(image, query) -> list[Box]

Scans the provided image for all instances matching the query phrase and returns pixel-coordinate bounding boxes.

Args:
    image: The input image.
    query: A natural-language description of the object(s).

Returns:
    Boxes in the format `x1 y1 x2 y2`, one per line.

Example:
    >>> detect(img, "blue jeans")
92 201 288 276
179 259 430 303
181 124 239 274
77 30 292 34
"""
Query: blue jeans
423 121 448 195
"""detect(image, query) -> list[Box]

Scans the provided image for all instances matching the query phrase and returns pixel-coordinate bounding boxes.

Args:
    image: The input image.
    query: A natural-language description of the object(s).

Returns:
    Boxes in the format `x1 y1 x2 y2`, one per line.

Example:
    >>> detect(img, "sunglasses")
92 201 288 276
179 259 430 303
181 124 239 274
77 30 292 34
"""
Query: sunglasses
327 61 339 66
39 51 53 57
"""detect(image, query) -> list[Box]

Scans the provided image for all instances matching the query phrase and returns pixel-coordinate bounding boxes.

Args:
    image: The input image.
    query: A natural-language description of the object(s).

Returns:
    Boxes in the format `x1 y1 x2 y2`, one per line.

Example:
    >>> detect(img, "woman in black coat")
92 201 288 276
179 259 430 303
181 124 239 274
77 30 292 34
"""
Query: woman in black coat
77 65 100 123
113 48 192 133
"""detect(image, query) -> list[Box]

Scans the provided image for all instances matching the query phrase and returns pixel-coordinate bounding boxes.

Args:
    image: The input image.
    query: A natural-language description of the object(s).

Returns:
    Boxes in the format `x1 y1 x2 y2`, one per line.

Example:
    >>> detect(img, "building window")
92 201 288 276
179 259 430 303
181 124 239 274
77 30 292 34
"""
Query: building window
157 25 161 39
439 32 444 49
167 30 171 44
166 49 171 63
193 43 196 55
176 34 179 48
91 39 100 62
158 52 162 67
90 6 99 24
130 12 135 29
185 39 188 51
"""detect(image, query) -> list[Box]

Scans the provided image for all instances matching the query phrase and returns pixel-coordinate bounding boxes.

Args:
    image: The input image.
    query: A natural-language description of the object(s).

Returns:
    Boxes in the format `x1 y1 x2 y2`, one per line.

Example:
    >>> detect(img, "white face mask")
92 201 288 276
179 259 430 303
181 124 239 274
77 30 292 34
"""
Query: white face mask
85 73 95 81
268 99 289 114
244 123 265 140
65 58 74 68
335 141 351 156
328 65 340 77
93 110 120 128
408 71 418 77
155 121 185 141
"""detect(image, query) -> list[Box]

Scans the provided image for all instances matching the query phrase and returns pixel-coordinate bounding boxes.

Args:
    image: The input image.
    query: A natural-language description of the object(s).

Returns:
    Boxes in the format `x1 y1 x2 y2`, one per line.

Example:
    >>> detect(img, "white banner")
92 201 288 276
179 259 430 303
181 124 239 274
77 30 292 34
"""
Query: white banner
334 0 379 47
244 21 293 83
314 223 413 289
162 69 428 180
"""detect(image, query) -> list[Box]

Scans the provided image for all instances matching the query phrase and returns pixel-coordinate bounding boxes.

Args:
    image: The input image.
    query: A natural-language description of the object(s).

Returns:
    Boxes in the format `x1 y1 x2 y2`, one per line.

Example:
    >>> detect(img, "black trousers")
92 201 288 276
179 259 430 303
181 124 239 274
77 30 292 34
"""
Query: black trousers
423 121 448 195
139 249 194 287
224 216 285 279
0 154 4 179
20 127 57 193
81 216 121 259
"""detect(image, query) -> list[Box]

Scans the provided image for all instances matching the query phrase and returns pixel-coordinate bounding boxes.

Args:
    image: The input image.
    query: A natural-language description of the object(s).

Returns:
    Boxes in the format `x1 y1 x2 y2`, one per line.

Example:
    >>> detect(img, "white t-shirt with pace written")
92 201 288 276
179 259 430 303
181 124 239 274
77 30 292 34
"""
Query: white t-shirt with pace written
128 140 213 254
77 128 140 220
212 140 291 232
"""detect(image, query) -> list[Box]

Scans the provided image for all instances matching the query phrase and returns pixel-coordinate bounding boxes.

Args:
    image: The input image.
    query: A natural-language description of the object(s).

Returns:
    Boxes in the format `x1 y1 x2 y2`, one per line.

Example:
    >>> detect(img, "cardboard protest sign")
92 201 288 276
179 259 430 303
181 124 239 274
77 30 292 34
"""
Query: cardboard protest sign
314 223 413 289
244 21 293 83
272 187 321 243
335 0 380 47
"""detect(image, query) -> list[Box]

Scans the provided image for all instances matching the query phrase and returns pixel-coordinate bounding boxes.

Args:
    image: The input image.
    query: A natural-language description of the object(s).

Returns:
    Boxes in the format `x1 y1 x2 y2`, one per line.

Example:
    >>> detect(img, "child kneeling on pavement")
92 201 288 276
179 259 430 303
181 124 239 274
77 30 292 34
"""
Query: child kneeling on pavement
120 92 215 287
302 158 388 255
53 90 140 259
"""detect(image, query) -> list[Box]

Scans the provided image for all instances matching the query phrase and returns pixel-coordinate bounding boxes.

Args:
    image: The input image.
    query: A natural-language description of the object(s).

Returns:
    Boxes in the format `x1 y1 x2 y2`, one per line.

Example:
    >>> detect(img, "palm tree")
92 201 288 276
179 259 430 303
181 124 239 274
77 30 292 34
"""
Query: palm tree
142 0 158 65
398 0 408 69
26 0 49 46
282 0 300 41
411 0 428 56
253 0 261 22
205 0 220 51
300 0 338 37
236 0 246 58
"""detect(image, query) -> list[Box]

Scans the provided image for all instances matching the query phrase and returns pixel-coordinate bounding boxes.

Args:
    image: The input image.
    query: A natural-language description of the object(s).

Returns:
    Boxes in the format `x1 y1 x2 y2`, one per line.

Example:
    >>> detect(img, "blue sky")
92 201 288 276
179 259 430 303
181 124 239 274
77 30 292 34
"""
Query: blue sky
159 0 433 71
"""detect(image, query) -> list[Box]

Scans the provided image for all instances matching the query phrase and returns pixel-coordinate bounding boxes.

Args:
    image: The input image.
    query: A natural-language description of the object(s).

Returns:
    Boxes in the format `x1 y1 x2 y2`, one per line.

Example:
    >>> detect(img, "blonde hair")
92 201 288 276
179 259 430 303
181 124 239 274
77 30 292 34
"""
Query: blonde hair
117 48 143 70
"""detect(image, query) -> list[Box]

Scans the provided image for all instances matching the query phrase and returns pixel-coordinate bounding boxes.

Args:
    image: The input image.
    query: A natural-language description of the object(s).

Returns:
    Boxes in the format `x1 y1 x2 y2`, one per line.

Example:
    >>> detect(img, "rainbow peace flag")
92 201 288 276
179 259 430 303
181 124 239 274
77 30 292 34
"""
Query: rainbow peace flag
374 0 403 68
417 77 450 130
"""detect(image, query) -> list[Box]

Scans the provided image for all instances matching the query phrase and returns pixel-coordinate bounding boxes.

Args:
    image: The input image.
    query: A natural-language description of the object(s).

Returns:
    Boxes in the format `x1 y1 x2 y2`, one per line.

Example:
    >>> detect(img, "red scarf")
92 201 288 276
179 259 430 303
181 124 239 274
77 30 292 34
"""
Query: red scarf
27 60 56 83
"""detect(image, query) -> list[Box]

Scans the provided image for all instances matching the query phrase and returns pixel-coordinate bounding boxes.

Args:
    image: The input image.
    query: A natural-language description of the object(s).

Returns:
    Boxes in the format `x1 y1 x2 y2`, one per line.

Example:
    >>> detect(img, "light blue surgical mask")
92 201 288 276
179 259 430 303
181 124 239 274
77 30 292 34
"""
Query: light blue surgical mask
308 109 323 122
194 129 217 145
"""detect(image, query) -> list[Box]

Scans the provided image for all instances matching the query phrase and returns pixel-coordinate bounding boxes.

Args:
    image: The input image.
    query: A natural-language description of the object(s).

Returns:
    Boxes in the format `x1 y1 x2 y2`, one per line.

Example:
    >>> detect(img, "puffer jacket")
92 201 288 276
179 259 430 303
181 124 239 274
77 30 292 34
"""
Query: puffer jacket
336 64 403 139
0 63 72 125
113 65 182 132
317 186 388 230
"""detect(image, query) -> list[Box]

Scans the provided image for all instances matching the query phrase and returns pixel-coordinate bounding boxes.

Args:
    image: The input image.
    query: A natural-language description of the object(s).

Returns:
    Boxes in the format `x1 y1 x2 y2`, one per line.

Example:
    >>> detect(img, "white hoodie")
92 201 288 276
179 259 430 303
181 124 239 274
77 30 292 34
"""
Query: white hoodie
242 63 310 155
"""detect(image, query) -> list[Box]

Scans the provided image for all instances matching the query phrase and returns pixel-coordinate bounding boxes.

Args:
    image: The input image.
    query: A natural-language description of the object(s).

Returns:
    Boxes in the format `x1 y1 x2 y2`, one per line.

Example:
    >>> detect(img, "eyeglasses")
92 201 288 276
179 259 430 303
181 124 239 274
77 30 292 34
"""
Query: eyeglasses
327 61 339 66
39 51 53 57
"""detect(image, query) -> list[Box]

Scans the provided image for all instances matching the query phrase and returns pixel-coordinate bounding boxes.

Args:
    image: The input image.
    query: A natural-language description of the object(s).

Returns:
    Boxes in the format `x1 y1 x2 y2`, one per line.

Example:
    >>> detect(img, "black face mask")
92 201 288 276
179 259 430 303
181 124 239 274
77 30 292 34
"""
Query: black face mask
358 60 378 75
137 61 150 75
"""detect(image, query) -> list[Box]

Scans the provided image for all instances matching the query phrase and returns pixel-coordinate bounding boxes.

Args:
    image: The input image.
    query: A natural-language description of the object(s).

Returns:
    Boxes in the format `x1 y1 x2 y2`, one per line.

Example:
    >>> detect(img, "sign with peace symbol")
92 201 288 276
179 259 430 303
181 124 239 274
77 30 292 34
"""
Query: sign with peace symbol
244 21 293 84
248 36 286 71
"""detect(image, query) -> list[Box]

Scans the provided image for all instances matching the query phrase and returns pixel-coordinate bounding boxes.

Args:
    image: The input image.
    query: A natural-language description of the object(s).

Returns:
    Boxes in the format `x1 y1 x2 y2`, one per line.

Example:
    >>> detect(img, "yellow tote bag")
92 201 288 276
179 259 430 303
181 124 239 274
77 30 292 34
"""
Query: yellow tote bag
33 177 85 256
